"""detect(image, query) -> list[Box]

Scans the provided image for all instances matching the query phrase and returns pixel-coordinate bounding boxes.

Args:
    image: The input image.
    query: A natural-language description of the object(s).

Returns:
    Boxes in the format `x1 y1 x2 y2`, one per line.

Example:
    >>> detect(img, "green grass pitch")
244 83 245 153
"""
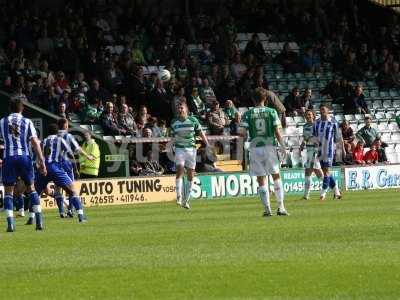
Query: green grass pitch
0 190 399 299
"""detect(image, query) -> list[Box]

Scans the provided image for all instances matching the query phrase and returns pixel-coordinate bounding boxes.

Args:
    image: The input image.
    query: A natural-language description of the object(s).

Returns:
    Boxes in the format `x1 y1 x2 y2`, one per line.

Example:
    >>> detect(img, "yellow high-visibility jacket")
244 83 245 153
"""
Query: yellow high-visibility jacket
79 140 100 176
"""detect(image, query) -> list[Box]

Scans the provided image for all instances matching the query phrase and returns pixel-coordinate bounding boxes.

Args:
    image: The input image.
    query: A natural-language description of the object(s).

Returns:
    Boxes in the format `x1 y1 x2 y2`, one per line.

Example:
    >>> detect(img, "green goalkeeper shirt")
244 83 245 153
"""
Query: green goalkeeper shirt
171 116 202 149
240 106 281 147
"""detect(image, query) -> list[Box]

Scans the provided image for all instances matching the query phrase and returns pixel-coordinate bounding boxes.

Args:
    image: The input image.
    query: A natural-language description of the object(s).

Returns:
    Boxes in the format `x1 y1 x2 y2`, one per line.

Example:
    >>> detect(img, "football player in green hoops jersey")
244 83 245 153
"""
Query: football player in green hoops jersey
171 102 209 209
299 110 323 200
239 88 289 217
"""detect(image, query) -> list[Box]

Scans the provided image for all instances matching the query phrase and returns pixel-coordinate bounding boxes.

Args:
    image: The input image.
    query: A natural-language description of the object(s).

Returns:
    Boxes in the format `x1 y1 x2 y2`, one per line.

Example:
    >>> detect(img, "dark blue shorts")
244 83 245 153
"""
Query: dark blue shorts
60 160 74 181
320 160 333 168
2 156 34 186
35 162 73 194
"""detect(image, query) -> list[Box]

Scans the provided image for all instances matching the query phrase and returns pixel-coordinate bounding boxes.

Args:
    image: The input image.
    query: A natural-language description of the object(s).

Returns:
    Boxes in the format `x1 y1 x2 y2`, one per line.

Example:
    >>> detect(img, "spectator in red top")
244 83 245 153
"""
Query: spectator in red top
364 145 379 165
54 71 71 95
353 141 365 165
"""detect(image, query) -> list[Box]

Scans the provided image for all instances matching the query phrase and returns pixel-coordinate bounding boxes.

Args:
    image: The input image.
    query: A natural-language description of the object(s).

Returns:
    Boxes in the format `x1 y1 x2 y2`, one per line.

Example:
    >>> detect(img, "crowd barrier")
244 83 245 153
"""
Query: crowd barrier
0 164 398 209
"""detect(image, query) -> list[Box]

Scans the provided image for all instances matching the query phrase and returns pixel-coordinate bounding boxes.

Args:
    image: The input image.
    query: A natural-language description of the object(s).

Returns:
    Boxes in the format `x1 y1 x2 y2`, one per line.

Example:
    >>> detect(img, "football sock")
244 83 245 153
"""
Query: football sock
54 192 65 215
258 185 271 212
329 175 340 195
176 178 183 201
321 176 329 196
273 179 285 210
29 191 43 226
4 194 14 227
14 195 24 211
185 180 193 203
304 176 311 198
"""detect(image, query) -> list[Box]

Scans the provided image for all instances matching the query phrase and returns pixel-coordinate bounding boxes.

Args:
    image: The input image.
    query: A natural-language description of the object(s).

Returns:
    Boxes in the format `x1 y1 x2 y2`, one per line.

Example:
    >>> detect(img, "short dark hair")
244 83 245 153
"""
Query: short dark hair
57 118 68 129
319 104 328 109
10 99 24 113
253 87 267 104
48 123 58 135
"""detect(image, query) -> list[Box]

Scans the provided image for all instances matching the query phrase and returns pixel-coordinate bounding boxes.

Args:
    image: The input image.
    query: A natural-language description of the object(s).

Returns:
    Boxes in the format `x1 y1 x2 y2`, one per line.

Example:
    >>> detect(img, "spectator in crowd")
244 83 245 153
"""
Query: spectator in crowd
299 88 312 111
171 88 186 117
284 87 307 117
341 50 364 81
342 142 354 165
275 42 301 73
128 145 143 176
56 101 69 120
265 84 286 126
196 143 222 173
207 100 229 135
353 141 366 165
140 150 165 176
244 34 266 63
302 48 321 73
200 78 217 106
230 111 241 135
149 78 172 123
118 103 137 136
82 98 103 124
135 105 151 132
340 120 356 152
343 85 368 114
356 116 381 148
86 79 111 103
79 131 100 178
187 86 206 120
199 41 214 65
223 100 238 123
100 102 126 135
374 139 389 163
321 77 341 102
152 119 168 137
364 144 379 165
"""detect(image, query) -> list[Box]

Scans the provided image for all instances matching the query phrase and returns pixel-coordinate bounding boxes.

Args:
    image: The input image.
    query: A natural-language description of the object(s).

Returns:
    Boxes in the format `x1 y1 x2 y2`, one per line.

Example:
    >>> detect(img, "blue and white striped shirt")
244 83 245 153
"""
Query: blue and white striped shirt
313 117 341 162
0 113 37 158
58 130 80 161
42 135 73 164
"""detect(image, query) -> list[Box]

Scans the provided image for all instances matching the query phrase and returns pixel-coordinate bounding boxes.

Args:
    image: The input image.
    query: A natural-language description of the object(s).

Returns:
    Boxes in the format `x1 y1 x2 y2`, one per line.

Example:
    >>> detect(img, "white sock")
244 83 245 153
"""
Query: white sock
334 184 340 196
273 179 285 210
258 185 271 212
304 176 311 198
77 209 84 215
176 178 183 200
29 212 35 218
33 205 42 213
185 180 193 203
6 209 13 218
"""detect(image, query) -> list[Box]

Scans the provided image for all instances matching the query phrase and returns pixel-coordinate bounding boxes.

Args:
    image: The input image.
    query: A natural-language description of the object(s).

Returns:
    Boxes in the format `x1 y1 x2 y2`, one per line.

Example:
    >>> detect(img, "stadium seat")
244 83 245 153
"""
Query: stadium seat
344 114 356 123
378 123 389 132
388 122 399 131
372 100 383 111
285 117 296 126
381 132 391 141
375 112 386 121
382 100 392 110
294 116 305 125
391 132 400 142
379 91 391 100
334 114 344 123
385 112 395 120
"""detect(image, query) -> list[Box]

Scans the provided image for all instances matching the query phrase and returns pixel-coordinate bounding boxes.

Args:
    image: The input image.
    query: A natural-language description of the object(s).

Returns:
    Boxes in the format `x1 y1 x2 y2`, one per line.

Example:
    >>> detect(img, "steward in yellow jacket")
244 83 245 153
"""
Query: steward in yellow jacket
79 132 100 178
